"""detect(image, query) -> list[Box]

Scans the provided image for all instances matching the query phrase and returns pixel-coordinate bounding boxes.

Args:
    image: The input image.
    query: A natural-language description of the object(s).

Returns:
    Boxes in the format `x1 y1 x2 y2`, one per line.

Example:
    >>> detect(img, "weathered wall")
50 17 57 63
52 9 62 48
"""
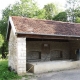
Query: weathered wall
8 30 80 75
70 40 80 60
8 28 26 75
8 29 17 71
27 60 80 73
27 41 70 61
17 38 26 75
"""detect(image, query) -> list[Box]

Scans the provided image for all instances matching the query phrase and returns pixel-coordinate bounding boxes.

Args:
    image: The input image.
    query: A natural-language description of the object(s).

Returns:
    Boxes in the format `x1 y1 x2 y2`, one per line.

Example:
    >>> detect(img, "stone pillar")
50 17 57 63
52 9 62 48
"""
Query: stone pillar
17 38 26 75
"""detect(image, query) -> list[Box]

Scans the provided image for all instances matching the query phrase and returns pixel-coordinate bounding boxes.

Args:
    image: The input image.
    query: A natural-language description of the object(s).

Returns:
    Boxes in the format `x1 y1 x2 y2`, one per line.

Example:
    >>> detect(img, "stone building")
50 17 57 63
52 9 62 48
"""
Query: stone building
7 16 80 75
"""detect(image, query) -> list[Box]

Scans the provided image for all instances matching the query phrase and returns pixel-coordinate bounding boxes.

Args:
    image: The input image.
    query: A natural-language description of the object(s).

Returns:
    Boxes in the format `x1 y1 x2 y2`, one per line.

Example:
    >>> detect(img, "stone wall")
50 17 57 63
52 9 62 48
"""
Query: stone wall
69 40 80 60
8 28 80 75
8 28 26 75
27 41 70 62
17 38 26 75
8 29 17 71
27 60 80 73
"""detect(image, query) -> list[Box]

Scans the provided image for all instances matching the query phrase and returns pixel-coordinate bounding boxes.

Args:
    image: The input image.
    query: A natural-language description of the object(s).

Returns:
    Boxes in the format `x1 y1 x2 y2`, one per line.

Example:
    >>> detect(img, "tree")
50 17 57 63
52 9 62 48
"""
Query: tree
43 3 58 20
66 0 80 22
0 34 4 58
1 0 39 38
0 19 8 58
73 7 80 23
75 17 80 23
53 12 67 22
0 0 39 58
0 34 4 47
2 0 38 18
12 0 38 17
35 9 45 19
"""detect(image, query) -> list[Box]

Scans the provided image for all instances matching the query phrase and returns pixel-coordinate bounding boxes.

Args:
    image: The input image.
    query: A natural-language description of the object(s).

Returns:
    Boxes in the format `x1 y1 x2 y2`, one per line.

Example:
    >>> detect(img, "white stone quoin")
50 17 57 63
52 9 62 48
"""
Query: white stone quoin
17 38 26 75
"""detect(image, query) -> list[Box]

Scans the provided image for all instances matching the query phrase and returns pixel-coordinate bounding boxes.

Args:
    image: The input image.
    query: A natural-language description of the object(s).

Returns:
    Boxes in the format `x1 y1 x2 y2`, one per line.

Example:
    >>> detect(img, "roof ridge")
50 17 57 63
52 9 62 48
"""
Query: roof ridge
11 16 80 25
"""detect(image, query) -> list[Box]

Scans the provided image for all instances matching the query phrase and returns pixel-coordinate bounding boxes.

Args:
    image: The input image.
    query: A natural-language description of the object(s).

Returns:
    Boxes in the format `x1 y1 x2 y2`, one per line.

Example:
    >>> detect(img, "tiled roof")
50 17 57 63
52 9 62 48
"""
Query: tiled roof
11 16 80 36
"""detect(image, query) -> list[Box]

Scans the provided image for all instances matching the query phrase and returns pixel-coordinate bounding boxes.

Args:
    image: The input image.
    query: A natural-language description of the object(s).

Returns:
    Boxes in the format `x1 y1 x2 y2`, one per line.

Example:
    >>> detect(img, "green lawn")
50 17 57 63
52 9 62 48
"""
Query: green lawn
0 59 22 80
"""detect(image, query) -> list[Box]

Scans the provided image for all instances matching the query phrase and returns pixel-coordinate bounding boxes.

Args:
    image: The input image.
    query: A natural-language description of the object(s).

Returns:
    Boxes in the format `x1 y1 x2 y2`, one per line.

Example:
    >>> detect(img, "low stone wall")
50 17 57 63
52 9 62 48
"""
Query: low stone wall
27 61 80 73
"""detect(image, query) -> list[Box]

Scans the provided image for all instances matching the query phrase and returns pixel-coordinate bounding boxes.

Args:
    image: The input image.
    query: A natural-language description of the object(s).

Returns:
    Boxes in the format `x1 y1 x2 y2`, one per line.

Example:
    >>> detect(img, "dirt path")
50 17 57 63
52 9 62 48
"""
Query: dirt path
21 68 80 80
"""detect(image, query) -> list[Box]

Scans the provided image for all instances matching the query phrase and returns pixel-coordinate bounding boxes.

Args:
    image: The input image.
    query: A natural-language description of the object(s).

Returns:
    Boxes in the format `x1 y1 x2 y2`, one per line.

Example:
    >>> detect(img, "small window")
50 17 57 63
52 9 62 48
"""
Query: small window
27 51 41 61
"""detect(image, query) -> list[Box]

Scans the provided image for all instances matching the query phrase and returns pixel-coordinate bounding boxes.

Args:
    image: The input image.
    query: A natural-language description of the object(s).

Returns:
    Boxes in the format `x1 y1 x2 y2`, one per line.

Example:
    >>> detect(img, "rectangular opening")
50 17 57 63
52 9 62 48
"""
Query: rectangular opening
60 51 63 58
50 50 63 60
27 51 41 62
39 52 41 59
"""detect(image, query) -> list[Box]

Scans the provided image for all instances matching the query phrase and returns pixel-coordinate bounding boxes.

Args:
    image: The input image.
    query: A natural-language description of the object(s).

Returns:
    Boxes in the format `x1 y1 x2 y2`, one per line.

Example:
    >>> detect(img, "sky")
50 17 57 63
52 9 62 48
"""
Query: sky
0 0 66 19
35 0 66 9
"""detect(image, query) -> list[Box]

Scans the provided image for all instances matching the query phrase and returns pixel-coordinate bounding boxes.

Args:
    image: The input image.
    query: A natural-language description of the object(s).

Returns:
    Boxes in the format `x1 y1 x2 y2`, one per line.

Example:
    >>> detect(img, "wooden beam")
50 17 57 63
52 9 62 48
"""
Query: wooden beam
17 34 80 40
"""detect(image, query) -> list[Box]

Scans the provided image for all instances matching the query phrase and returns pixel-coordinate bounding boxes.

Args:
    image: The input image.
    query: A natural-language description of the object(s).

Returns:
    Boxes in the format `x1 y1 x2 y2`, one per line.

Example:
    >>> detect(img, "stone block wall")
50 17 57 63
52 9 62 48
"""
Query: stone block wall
8 29 17 71
8 28 80 75
8 28 26 75
9 28 80 75
17 38 26 75
69 40 80 60
27 41 70 62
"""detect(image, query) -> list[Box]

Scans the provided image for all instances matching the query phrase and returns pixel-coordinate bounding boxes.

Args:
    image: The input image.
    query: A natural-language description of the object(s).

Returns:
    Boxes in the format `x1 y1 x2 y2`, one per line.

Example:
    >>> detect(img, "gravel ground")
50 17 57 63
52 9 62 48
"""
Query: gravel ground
27 68 80 80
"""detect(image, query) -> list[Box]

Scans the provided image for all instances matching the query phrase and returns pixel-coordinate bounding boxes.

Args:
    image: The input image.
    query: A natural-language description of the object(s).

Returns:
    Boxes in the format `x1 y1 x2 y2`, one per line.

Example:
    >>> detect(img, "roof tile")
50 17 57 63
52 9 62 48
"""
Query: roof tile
11 16 80 36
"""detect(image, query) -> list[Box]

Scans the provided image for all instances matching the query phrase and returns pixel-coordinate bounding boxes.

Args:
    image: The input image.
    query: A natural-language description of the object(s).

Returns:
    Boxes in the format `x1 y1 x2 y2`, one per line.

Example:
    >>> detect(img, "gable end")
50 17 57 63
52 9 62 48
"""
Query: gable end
6 16 16 41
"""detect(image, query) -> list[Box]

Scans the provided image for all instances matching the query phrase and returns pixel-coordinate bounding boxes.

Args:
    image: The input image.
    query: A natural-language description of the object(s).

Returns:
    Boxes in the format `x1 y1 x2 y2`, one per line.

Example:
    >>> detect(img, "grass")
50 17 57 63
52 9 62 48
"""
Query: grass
0 59 22 80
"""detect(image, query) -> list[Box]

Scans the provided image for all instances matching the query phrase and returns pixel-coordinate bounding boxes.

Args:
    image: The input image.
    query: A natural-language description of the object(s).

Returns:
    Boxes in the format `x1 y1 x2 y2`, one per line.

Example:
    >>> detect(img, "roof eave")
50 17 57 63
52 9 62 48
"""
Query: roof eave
16 32 80 38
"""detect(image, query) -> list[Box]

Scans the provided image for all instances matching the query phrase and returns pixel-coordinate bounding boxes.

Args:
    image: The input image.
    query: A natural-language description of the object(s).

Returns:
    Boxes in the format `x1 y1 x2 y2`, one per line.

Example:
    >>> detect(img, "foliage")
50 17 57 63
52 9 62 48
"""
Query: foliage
12 0 39 17
35 9 45 19
1 0 39 37
66 0 80 22
75 17 80 23
53 12 67 22
43 3 58 20
0 0 39 58
0 1 66 58
2 0 39 18
0 34 4 47
0 59 22 80
0 6 11 58
74 7 80 23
